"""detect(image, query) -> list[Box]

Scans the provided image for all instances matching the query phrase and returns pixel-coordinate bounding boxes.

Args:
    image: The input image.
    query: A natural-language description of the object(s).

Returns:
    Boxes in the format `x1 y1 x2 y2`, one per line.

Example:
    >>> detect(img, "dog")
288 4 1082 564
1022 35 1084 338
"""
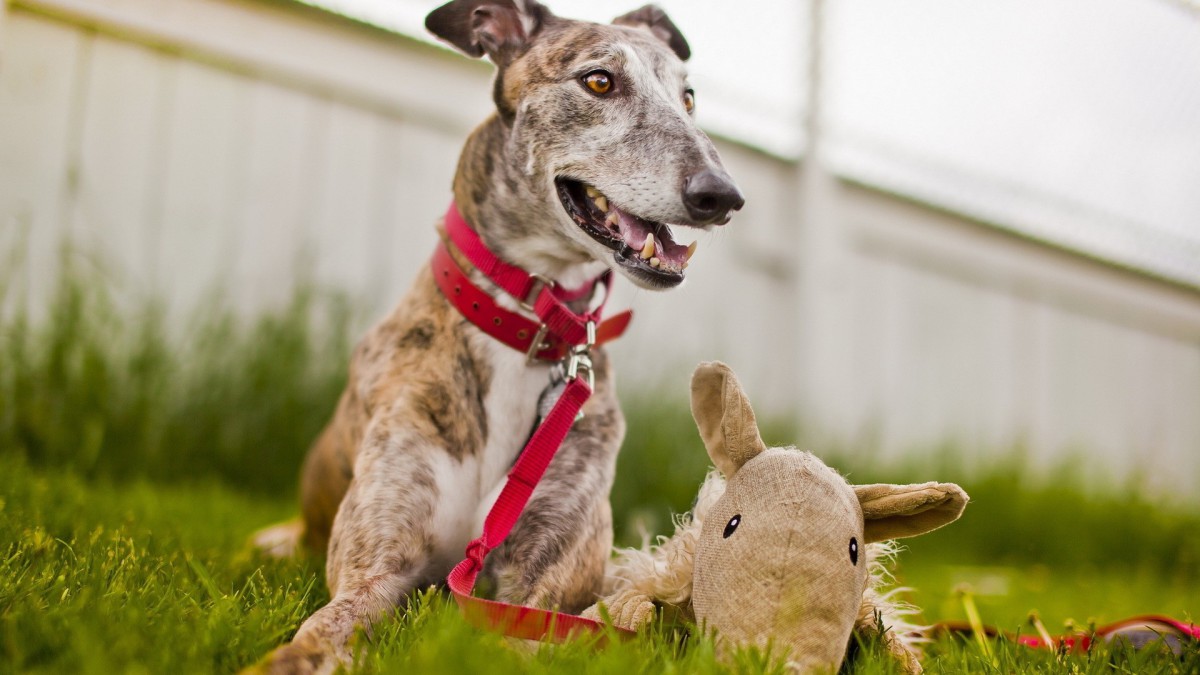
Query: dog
252 1 743 671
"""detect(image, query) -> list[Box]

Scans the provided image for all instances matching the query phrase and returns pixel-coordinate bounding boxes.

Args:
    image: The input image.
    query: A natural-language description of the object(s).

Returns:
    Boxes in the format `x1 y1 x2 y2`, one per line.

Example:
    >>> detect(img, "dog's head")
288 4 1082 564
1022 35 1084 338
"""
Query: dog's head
427 1 744 290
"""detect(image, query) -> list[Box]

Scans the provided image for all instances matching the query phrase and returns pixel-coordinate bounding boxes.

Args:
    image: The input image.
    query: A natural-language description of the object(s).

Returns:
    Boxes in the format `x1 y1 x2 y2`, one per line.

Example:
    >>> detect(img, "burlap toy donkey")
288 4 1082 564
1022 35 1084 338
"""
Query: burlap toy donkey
583 362 969 673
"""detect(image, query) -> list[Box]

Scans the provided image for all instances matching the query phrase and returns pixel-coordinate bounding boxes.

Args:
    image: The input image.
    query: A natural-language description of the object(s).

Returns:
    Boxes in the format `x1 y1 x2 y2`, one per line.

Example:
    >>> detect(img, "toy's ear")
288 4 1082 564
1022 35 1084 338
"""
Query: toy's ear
854 482 968 543
690 361 767 478
612 5 691 61
426 0 551 65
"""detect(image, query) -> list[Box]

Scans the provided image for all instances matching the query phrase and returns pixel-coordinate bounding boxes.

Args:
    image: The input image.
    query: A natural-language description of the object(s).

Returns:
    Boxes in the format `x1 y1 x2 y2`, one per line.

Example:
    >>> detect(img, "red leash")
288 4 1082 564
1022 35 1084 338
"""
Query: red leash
435 203 635 642
931 615 1199 654
445 376 628 641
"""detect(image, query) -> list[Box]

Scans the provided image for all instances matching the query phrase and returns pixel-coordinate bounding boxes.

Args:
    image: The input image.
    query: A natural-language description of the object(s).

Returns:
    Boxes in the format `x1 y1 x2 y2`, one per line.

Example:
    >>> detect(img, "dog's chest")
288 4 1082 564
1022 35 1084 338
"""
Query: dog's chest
476 336 553 492
427 333 554 565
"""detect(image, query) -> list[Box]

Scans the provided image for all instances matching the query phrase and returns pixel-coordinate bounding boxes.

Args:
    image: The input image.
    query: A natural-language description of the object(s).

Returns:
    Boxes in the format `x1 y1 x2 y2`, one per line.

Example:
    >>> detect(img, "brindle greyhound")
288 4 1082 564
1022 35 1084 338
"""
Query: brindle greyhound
252 1 743 671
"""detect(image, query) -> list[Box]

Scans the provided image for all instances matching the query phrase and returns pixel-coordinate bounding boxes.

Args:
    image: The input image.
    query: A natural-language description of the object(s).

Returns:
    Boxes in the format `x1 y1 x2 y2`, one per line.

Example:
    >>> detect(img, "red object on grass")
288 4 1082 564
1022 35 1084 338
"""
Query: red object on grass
932 615 1199 654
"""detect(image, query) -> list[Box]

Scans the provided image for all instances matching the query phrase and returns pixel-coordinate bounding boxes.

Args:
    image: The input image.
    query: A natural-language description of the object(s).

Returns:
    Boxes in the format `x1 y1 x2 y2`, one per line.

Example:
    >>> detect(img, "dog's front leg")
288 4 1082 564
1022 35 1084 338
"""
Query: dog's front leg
261 429 443 675
483 371 625 613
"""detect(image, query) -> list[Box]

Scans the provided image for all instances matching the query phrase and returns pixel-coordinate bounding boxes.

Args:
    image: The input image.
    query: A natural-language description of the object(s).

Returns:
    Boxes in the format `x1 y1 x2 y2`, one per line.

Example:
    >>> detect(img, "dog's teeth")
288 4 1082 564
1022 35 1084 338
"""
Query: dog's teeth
640 234 656 260
586 185 600 198
686 241 698 262
594 195 608 212
606 211 620 227
650 257 660 267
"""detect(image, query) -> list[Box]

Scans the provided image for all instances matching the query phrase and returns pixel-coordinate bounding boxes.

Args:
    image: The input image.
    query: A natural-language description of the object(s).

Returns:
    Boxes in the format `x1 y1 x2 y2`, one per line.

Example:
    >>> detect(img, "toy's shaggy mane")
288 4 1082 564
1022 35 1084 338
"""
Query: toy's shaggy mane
602 466 925 666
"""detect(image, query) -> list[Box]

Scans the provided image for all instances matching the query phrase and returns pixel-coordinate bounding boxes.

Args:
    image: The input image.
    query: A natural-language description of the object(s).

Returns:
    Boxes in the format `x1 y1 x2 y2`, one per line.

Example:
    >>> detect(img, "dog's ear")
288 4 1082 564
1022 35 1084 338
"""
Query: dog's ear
426 0 551 65
613 5 691 61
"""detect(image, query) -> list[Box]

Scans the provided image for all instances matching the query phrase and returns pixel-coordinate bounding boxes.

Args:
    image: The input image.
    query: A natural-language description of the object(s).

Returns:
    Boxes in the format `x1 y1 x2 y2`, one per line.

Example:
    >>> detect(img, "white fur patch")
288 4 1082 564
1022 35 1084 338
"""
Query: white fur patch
425 329 558 570
619 43 678 107
468 329 555 530
513 0 538 38
427 450 482 570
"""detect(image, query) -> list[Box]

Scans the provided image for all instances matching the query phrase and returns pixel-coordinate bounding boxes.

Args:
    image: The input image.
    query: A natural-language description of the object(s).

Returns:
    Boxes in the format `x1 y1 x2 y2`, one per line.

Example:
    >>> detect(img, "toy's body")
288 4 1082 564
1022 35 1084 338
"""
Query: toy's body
584 362 969 673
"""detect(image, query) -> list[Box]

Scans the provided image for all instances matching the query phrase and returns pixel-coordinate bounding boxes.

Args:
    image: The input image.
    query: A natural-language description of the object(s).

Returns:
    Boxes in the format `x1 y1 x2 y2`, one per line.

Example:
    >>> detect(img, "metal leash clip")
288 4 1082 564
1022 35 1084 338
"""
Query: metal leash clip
562 321 596 421
563 321 596 388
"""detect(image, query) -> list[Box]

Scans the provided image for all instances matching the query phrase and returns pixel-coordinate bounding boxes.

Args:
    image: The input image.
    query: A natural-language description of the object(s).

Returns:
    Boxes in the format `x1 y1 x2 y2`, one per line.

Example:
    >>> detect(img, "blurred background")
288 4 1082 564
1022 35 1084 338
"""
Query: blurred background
3 0 1199 494
1 0 1198 661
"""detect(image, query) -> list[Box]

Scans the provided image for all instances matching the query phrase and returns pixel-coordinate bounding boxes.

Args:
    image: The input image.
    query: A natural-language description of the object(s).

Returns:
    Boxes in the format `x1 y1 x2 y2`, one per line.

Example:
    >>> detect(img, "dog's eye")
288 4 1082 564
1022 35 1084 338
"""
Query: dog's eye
683 89 695 114
723 514 741 538
582 70 614 96
849 537 859 566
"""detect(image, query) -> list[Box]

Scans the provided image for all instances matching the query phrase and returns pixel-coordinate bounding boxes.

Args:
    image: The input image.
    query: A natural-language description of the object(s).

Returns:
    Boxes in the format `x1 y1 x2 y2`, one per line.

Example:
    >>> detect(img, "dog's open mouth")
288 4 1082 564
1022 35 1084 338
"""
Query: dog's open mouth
556 178 695 289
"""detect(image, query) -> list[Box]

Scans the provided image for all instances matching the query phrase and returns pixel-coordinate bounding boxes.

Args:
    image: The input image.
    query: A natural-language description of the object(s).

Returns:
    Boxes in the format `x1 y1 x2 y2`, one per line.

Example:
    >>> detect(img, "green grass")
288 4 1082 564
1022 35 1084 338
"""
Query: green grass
0 454 320 673
2 453 1197 674
1 253 1198 672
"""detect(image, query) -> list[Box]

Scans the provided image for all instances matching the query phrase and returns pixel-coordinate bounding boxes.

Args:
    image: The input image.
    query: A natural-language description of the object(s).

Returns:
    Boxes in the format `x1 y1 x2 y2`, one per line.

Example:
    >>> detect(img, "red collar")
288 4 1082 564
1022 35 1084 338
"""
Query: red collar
431 203 632 362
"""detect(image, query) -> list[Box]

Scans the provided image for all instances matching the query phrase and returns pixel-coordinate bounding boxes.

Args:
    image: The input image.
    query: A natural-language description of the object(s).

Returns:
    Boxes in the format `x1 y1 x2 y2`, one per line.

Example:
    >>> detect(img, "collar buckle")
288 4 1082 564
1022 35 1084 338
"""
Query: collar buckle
524 324 551 364
519 274 555 314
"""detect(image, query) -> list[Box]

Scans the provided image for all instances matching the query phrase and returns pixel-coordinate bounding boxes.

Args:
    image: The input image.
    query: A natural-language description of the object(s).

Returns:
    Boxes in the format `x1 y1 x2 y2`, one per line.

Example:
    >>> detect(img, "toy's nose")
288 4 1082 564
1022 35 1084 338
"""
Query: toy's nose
683 169 744 224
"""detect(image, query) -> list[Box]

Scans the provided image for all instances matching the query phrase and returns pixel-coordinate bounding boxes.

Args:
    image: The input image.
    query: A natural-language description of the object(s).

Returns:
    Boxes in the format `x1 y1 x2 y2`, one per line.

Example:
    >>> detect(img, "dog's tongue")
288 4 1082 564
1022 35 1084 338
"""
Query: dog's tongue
610 205 689 268
612 208 652 249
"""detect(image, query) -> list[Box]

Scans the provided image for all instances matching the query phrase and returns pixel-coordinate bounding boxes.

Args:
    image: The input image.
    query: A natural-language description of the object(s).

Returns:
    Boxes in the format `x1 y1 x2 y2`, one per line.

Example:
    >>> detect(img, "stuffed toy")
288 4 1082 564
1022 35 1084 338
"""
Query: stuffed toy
583 362 969 673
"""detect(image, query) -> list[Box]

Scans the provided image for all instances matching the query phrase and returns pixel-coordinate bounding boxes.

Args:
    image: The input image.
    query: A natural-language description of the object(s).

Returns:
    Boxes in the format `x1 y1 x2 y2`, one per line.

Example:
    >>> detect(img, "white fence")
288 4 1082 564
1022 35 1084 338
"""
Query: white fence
2 0 1198 495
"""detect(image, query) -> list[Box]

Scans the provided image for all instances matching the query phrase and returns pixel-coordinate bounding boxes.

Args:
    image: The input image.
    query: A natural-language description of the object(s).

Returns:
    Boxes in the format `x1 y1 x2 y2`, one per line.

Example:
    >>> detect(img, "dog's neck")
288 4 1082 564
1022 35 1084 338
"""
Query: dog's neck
452 115 607 290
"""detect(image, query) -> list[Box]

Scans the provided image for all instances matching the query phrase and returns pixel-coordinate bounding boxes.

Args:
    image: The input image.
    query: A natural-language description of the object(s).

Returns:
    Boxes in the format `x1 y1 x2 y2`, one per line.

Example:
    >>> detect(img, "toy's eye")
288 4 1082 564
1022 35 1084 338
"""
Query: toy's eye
683 89 695 114
849 537 859 565
723 514 741 538
582 70 614 95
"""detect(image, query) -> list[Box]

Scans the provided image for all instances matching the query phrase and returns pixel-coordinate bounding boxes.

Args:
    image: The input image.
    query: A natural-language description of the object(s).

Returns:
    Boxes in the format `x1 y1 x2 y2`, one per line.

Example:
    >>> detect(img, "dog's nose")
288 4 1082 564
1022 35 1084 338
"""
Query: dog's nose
683 169 745 224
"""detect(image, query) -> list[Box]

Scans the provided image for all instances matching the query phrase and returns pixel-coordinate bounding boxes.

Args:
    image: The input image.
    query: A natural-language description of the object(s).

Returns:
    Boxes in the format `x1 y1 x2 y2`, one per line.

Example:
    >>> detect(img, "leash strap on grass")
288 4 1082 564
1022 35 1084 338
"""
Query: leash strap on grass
446 377 635 643
930 615 1199 654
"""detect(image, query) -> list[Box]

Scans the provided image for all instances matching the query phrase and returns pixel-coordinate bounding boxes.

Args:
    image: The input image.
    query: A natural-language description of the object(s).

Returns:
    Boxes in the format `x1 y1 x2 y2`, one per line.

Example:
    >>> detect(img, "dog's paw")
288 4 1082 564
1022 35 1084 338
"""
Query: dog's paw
246 641 340 675
251 518 304 558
